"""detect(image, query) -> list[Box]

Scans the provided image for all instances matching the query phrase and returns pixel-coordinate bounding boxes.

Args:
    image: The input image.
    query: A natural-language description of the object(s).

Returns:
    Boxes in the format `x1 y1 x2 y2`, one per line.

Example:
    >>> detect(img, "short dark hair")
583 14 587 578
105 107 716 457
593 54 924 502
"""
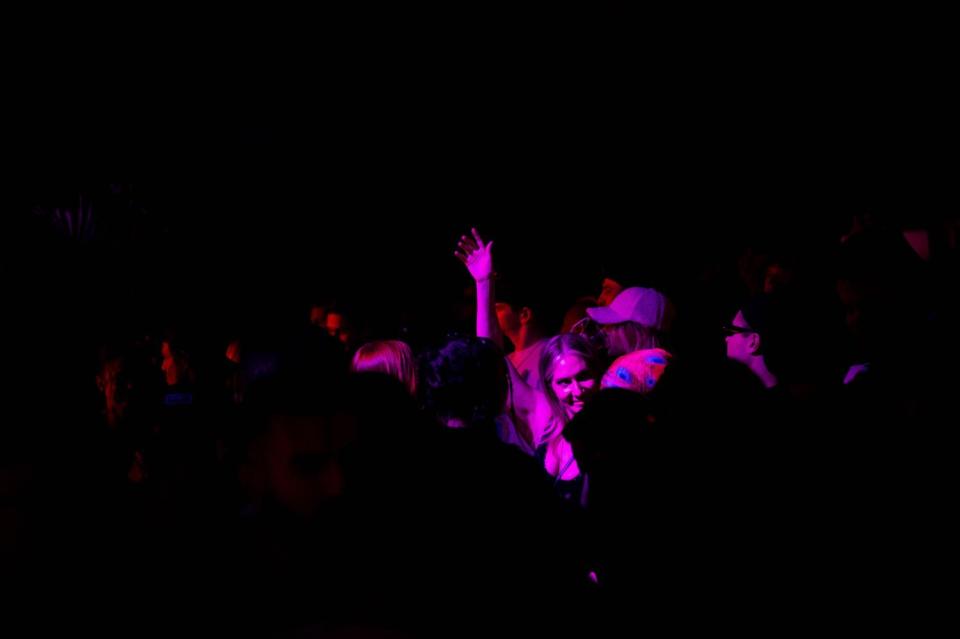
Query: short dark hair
420 336 507 427
494 274 562 336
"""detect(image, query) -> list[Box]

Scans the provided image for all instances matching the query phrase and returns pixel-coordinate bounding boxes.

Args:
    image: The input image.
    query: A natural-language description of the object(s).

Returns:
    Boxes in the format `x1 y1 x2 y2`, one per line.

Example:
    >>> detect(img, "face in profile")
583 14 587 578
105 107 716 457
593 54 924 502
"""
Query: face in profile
495 302 522 338
325 312 351 345
161 340 193 386
724 311 756 364
598 278 624 306
160 341 178 386
99 358 130 427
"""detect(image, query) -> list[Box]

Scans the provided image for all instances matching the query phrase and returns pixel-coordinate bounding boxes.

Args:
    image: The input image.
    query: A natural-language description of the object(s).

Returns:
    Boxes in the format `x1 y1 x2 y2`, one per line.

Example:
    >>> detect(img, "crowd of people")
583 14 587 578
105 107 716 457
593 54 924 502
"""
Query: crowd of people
4 206 957 636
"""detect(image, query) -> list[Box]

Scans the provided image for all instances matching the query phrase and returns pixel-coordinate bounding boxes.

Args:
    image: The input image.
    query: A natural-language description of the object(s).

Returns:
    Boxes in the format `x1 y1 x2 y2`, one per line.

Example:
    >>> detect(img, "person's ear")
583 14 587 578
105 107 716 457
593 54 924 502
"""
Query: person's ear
519 306 533 325
746 332 761 355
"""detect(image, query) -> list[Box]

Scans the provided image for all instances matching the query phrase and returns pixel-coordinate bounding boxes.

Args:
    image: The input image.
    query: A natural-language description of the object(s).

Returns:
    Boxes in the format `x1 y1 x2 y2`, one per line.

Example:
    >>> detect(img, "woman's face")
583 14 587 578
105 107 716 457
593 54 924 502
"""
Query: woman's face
549 353 597 418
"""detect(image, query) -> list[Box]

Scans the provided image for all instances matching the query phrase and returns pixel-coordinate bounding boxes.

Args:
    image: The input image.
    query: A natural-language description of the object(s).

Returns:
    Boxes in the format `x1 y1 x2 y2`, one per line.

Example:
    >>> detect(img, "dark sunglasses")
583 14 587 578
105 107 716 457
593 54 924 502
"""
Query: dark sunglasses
722 325 755 336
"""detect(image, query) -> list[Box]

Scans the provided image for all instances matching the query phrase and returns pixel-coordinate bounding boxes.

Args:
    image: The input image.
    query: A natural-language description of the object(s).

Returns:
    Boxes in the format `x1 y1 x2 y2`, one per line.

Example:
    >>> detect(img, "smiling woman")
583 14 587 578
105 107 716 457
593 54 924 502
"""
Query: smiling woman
536 333 603 482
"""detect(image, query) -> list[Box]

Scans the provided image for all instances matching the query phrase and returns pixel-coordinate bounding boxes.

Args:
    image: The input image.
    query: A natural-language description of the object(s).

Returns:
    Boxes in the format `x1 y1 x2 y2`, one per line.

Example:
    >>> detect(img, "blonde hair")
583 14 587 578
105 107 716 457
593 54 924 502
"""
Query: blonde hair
538 333 601 441
601 321 662 359
350 340 418 396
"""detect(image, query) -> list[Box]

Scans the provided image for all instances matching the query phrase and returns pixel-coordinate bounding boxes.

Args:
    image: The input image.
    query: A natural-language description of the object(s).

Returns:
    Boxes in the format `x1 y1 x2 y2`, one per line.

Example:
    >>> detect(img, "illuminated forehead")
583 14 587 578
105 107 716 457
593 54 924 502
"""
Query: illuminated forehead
552 353 589 379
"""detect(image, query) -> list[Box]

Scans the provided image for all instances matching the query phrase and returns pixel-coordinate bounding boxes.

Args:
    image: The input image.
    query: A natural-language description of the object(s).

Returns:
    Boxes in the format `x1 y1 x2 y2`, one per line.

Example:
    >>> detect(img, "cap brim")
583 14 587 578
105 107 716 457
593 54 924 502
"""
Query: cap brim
585 305 624 325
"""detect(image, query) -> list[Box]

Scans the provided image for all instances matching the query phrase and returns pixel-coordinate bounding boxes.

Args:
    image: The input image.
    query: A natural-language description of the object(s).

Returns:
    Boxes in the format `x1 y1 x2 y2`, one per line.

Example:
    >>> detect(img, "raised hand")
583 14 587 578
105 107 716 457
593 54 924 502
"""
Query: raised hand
454 227 495 283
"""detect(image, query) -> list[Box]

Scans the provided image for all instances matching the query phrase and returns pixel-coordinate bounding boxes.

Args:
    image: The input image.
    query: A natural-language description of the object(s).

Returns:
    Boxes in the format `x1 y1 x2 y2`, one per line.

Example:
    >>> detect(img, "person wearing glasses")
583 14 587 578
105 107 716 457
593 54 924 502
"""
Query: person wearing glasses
575 286 675 362
724 295 778 390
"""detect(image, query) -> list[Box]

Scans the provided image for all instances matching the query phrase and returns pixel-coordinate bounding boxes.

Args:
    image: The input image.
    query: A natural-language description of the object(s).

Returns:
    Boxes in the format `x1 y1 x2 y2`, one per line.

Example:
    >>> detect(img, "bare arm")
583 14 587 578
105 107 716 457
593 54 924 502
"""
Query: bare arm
455 228 549 445
455 227 503 350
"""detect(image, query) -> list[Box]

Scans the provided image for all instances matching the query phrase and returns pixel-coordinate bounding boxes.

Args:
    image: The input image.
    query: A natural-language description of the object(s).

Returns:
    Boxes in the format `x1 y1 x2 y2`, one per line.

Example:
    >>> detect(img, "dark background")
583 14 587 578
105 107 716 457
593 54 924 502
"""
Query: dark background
2 8 957 633
8 3 956 353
